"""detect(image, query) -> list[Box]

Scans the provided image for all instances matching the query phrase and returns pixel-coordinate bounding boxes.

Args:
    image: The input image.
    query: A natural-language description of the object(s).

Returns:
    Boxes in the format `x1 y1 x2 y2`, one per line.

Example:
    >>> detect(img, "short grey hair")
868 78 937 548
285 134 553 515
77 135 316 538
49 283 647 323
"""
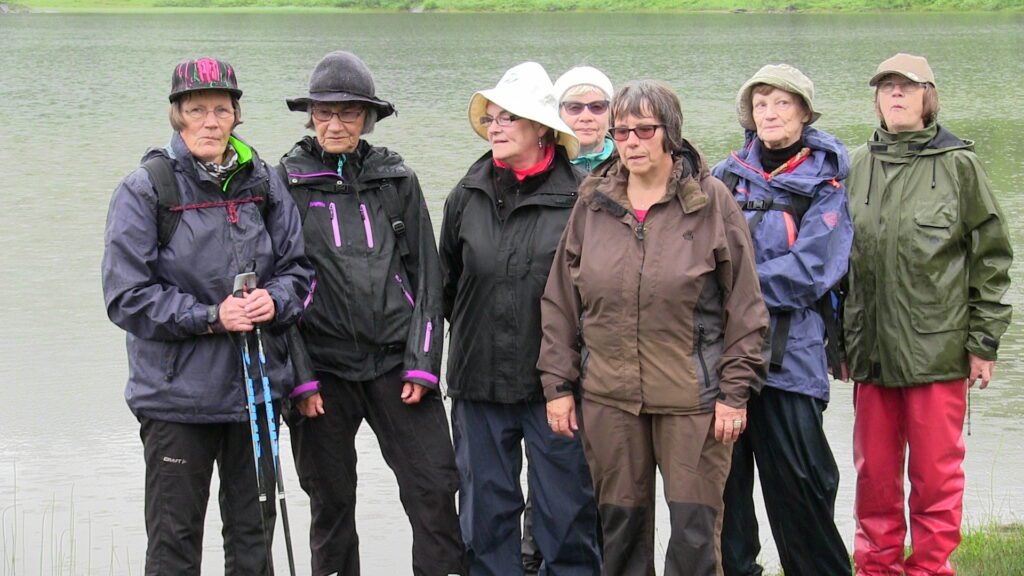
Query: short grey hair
304 104 378 135
611 80 684 153
561 83 610 101
168 90 242 132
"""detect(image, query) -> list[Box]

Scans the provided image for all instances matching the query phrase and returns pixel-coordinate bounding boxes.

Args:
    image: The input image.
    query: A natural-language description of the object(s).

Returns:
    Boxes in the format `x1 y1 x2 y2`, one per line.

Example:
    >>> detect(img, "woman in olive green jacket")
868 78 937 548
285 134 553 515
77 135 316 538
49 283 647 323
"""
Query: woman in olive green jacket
845 53 1012 576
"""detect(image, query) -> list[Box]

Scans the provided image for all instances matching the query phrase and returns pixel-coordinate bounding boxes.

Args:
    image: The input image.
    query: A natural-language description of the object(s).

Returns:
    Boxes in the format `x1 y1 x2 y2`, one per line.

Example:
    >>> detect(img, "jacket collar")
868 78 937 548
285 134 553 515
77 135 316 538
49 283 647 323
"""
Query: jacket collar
282 136 409 183
719 125 849 198
460 146 581 208
867 123 973 163
145 132 263 192
582 138 709 218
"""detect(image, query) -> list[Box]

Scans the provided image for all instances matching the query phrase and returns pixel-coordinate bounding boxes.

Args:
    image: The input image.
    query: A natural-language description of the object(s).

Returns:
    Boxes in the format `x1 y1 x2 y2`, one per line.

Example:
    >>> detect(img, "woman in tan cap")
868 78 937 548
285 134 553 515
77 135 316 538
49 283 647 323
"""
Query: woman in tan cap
845 53 1013 576
440 61 601 575
539 79 769 575
712 63 852 576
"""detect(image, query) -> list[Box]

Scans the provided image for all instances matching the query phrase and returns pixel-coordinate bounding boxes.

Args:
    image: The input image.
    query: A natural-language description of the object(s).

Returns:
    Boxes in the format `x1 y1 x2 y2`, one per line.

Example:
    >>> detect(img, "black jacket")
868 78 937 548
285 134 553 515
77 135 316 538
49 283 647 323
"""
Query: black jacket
279 138 443 388
440 147 584 403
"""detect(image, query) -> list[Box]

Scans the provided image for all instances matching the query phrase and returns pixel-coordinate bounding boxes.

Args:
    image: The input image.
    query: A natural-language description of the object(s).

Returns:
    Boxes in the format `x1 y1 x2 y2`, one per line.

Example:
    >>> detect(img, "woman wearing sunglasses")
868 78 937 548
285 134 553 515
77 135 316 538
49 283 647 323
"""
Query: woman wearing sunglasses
440 61 602 575
554 66 615 173
539 80 769 575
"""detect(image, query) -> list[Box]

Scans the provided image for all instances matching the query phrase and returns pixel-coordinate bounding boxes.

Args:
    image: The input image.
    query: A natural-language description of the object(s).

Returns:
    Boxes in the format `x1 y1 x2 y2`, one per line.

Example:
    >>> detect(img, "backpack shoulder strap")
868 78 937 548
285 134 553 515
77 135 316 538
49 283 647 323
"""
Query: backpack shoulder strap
141 156 181 247
718 169 741 195
377 178 412 271
278 163 312 224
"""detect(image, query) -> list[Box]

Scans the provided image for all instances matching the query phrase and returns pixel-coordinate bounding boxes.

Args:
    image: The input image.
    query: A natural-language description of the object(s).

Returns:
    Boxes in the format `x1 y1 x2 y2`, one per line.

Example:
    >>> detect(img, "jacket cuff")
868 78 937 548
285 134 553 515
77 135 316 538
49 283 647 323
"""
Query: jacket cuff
289 380 320 399
402 370 439 391
966 335 999 361
718 383 750 409
542 376 575 402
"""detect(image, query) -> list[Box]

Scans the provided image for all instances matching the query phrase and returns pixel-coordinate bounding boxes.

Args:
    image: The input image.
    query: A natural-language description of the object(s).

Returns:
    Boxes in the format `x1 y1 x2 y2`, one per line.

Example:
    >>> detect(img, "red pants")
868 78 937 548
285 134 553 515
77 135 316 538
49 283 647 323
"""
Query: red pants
853 380 967 576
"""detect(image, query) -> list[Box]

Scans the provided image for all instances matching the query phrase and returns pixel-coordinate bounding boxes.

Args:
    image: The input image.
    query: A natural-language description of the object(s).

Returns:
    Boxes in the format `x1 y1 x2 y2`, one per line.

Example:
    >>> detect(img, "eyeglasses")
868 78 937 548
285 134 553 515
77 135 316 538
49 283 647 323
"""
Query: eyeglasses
609 124 663 142
311 106 364 123
560 100 610 116
478 111 522 127
184 106 234 120
877 80 926 94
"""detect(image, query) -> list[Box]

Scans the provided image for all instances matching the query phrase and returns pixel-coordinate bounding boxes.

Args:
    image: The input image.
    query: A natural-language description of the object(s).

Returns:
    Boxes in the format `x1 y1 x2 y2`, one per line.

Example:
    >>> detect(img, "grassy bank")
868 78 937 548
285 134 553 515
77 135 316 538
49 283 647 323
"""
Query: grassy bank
764 523 1024 576
10 0 1023 13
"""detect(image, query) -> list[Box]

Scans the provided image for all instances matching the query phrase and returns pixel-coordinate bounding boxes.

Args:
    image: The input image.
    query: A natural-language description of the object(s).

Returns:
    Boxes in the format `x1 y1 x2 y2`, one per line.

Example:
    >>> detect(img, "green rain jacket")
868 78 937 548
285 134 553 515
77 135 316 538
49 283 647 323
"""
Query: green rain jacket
844 123 1012 388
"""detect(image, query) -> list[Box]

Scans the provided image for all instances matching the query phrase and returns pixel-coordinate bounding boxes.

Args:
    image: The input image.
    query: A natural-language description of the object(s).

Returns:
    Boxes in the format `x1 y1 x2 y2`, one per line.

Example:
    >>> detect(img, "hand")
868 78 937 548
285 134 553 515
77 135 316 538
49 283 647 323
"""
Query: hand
218 293 253 332
296 392 325 418
243 288 276 324
968 353 995 389
546 395 578 439
714 401 747 444
401 382 430 405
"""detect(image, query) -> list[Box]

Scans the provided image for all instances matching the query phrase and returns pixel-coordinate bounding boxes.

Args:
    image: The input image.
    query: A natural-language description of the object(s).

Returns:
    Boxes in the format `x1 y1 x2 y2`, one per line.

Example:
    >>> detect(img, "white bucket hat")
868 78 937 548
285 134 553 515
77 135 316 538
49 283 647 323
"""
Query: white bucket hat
468 62 580 160
553 66 614 102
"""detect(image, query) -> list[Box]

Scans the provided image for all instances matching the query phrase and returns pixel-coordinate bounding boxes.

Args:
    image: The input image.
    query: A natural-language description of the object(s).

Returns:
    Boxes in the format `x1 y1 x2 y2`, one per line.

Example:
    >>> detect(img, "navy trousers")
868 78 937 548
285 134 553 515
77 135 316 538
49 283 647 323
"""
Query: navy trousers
721 386 850 576
452 399 601 576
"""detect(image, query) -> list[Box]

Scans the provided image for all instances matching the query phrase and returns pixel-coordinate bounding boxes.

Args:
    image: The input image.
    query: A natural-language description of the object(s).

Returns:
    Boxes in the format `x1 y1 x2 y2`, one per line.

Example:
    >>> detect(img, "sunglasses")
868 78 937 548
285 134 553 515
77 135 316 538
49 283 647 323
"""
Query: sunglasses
609 124 663 142
560 100 610 116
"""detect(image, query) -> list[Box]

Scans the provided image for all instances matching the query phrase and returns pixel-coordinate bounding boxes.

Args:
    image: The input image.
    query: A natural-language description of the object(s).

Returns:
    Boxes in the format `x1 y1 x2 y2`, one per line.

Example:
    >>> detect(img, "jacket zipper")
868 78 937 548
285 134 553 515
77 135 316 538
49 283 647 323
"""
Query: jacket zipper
303 278 317 309
394 273 415 307
423 320 433 353
697 323 711 389
328 202 341 247
360 203 374 248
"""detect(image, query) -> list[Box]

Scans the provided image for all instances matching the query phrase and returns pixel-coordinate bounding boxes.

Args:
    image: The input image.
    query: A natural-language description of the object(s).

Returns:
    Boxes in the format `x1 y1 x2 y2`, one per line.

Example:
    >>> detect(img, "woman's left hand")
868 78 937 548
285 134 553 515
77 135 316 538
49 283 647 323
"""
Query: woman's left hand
243 288 276 324
547 396 578 439
714 401 747 444
968 353 995 389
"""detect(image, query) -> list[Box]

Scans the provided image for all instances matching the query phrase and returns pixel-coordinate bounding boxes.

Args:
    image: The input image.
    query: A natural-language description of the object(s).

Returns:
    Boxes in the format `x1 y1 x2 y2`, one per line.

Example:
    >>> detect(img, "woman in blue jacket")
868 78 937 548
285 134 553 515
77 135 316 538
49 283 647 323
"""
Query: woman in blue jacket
712 64 853 576
102 58 312 575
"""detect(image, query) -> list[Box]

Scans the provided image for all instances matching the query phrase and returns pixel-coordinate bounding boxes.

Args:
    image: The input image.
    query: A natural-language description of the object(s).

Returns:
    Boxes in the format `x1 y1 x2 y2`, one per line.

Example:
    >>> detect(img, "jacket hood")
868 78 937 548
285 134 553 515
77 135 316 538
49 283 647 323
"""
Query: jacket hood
581 138 710 216
719 125 849 198
281 136 410 182
458 145 580 199
867 123 973 163
143 132 268 186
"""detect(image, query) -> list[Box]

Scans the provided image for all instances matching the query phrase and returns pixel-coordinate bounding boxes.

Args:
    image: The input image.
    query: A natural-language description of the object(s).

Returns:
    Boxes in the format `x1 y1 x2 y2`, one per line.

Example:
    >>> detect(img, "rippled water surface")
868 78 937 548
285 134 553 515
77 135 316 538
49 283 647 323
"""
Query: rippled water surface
1 11 1022 574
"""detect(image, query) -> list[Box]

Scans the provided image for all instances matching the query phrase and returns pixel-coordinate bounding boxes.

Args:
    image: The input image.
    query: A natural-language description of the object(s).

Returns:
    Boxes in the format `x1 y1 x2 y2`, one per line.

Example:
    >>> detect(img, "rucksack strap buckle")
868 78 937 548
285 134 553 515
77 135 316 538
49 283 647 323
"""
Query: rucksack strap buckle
391 220 406 237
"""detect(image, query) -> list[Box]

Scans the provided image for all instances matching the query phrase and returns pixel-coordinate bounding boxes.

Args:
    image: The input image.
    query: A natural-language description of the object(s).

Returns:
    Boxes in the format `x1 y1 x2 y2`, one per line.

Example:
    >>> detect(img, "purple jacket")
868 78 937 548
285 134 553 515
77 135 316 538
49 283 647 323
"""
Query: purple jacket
713 126 852 401
102 132 313 423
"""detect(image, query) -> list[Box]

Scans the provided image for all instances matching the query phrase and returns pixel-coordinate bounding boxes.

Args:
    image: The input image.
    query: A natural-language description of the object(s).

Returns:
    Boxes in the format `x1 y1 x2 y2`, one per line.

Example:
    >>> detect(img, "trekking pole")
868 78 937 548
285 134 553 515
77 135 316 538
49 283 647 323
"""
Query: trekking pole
235 273 276 576
254 324 298 576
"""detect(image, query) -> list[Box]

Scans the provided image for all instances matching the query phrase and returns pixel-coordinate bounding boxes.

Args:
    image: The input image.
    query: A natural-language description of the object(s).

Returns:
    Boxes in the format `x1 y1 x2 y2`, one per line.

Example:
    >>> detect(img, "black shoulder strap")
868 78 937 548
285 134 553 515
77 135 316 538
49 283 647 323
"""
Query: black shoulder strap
718 170 740 195
141 156 181 247
278 163 312 224
377 179 412 272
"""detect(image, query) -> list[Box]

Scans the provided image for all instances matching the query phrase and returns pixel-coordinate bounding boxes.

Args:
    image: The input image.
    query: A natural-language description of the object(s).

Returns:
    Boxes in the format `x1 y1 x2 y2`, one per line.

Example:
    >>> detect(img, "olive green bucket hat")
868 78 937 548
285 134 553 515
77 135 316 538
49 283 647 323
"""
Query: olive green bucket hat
736 63 820 131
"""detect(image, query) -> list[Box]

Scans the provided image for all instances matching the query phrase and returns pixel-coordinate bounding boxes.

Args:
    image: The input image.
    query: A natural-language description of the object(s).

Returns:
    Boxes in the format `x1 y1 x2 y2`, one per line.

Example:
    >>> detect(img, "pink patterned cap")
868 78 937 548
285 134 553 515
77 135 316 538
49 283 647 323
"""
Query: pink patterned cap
169 58 242 102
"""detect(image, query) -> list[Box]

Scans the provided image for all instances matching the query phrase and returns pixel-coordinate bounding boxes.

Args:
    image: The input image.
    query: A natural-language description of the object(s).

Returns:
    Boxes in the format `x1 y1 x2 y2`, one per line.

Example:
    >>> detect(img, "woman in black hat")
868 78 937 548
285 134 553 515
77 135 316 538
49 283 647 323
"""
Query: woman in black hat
278 50 465 576
102 57 313 575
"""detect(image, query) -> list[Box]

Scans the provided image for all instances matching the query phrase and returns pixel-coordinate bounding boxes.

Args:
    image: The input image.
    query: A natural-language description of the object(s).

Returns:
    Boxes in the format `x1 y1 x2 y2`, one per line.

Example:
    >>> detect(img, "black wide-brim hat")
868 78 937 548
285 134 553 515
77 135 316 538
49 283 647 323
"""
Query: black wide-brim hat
287 50 395 120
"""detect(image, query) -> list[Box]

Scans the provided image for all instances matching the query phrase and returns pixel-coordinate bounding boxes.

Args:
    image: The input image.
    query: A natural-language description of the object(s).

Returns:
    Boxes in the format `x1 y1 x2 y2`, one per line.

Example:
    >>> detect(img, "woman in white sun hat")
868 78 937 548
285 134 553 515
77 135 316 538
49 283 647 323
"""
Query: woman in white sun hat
439 61 602 575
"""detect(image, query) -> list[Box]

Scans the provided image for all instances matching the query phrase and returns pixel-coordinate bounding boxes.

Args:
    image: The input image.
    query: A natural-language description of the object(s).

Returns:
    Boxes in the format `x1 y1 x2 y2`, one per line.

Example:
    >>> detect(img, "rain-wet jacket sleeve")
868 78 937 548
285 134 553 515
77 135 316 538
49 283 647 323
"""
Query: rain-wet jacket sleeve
261 169 314 329
439 186 465 323
538 201 586 401
717 188 771 408
757 182 853 312
957 152 1013 360
400 174 444 390
102 169 211 341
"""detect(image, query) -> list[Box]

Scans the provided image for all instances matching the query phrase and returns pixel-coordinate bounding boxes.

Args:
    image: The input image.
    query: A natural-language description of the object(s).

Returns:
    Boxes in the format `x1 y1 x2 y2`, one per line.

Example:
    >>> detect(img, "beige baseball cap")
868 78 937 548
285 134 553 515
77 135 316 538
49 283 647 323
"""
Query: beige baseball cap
869 53 936 87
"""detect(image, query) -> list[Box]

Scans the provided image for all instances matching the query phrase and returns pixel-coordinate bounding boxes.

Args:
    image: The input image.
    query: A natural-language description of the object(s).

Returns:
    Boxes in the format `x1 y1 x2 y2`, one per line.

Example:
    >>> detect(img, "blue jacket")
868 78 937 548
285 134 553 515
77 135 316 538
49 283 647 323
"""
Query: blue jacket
102 132 313 423
713 126 852 401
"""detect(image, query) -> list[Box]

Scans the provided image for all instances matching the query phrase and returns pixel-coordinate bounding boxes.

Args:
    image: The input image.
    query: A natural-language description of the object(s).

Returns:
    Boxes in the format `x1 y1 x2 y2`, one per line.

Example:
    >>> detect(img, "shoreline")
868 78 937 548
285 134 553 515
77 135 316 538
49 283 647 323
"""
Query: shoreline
5 1 1023 14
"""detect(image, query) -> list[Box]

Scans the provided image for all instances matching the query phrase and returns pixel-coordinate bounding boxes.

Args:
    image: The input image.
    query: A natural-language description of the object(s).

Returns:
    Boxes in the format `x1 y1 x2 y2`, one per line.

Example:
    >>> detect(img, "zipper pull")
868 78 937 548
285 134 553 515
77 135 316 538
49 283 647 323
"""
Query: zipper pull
635 222 645 241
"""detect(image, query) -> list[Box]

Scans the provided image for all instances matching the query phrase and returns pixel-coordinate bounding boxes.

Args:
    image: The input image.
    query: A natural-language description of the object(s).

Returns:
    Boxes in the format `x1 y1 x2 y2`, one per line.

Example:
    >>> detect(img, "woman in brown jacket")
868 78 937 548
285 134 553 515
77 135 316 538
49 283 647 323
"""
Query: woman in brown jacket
538 80 769 576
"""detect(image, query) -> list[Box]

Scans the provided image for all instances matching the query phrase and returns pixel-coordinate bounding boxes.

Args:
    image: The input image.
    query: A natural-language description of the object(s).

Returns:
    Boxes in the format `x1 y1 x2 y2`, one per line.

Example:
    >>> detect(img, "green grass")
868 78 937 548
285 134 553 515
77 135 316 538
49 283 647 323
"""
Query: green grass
9 0 1023 12
763 523 1024 576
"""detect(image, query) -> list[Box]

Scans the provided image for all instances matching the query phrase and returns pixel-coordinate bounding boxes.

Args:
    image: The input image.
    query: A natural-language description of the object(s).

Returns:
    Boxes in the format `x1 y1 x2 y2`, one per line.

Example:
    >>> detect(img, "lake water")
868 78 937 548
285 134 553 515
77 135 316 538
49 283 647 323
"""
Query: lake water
1 10 1022 575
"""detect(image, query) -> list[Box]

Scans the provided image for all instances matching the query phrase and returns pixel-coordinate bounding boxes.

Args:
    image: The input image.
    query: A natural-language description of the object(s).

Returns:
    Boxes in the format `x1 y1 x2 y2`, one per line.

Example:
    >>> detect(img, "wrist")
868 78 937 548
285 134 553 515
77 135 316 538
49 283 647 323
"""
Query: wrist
206 304 222 334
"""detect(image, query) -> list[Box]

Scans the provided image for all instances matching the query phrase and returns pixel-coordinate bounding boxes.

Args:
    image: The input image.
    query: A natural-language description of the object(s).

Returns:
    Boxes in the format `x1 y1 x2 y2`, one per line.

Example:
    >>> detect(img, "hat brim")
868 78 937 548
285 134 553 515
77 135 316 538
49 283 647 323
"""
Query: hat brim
736 78 820 132
287 92 396 120
468 90 579 160
169 86 243 103
868 70 929 87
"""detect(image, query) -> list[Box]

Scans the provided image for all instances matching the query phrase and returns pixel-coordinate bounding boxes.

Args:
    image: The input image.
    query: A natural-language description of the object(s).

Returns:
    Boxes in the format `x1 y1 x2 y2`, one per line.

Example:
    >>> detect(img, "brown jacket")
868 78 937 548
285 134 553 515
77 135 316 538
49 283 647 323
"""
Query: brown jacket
538 143 769 415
